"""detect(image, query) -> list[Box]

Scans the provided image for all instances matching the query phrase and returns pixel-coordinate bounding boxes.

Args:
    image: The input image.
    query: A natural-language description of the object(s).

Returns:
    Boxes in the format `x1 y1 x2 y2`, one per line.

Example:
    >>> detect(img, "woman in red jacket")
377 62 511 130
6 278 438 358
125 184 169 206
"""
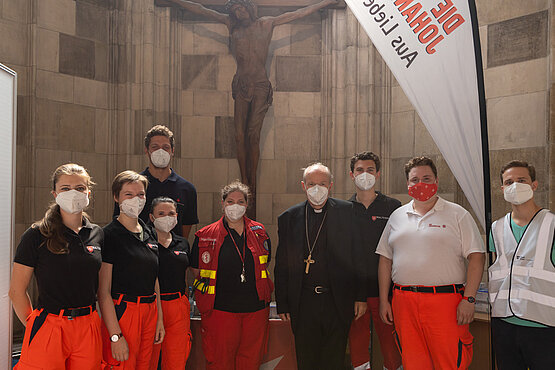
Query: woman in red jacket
190 181 273 370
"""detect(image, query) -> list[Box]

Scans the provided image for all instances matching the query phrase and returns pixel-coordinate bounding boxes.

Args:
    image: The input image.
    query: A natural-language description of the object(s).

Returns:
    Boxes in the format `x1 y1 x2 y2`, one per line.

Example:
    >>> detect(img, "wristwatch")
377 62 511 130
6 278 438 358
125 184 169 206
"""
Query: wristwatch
462 296 476 303
110 333 123 343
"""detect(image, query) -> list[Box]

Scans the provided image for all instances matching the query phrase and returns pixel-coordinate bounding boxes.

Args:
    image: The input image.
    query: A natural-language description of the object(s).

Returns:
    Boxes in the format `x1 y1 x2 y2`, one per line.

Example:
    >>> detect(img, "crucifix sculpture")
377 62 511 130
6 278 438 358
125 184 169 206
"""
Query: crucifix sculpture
167 0 339 219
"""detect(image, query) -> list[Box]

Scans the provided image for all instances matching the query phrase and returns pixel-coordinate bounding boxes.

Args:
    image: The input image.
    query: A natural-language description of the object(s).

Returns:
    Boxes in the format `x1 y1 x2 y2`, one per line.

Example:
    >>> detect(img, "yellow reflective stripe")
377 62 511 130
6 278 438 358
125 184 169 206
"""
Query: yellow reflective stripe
261 270 267 279
200 269 216 279
193 278 216 295
259 255 268 264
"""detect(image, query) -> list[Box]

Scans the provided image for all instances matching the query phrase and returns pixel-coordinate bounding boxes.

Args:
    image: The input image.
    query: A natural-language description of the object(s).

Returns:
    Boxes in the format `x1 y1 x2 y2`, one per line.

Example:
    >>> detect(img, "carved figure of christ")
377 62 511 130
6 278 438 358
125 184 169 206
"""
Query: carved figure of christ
167 0 338 218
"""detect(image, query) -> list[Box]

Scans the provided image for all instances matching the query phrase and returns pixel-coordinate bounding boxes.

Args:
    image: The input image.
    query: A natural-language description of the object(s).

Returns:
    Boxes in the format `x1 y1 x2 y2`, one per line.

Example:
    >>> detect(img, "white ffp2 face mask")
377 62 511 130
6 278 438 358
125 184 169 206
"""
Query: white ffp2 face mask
225 204 246 222
306 185 329 206
56 190 89 214
354 172 376 191
504 182 533 205
150 149 171 168
120 197 146 218
153 215 178 233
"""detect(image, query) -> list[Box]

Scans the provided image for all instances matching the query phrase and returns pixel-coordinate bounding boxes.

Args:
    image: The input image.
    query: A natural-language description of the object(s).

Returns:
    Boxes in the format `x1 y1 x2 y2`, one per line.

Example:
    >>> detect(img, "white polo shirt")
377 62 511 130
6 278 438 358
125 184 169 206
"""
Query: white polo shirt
376 197 485 286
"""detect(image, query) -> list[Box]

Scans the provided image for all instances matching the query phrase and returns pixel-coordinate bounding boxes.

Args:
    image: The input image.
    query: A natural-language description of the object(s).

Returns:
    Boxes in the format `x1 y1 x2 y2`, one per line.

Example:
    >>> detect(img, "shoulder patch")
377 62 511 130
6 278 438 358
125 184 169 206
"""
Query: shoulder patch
201 251 211 264
250 225 263 231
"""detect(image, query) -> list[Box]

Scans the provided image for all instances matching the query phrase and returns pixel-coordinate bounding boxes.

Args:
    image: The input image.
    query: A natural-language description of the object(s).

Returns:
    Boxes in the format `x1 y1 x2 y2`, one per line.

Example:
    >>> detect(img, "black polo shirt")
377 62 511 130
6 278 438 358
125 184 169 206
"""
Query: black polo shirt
156 232 190 294
190 220 268 313
102 219 159 297
350 192 401 297
14 219 103 312
113 168 198 236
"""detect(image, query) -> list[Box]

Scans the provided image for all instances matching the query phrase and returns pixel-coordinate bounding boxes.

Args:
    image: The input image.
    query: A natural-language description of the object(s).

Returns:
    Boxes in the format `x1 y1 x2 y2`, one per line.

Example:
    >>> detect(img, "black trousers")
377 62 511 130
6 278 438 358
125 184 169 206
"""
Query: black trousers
292 290 351 370
492 317 555 370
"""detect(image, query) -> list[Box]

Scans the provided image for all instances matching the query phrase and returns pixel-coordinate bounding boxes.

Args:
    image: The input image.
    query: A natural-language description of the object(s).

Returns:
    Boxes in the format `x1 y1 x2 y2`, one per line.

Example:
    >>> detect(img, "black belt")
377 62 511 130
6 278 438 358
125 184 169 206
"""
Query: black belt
160 290 187 301
46 305 96 319
112 293 157 303
303 285 330 294
394 284 464 294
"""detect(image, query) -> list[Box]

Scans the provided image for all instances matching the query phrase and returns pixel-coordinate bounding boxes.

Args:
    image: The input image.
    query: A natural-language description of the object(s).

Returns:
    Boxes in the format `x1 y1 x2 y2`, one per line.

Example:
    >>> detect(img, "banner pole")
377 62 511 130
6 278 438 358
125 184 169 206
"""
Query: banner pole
468 1 494 369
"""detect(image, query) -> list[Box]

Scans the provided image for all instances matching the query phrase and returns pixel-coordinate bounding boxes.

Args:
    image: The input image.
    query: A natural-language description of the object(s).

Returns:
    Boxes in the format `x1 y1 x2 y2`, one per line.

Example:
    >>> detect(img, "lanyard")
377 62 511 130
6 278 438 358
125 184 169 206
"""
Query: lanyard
227 226 247 283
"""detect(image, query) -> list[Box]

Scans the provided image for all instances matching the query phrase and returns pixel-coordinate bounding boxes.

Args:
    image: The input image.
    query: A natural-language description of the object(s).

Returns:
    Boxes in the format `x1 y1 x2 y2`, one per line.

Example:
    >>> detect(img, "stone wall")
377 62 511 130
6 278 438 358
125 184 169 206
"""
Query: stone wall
1 0 553 343
478 0 554 220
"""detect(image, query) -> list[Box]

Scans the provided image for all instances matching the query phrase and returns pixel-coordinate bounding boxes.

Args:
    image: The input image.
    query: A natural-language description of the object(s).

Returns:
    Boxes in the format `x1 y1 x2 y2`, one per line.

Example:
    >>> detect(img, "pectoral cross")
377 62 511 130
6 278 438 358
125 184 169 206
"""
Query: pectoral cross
304 254 315 274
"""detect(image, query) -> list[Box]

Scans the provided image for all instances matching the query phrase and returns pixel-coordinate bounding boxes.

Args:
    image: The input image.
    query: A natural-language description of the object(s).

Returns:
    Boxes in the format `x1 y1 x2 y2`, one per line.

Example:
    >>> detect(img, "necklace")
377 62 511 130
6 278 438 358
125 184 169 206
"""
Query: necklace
304 204 327 274
228 226 247 283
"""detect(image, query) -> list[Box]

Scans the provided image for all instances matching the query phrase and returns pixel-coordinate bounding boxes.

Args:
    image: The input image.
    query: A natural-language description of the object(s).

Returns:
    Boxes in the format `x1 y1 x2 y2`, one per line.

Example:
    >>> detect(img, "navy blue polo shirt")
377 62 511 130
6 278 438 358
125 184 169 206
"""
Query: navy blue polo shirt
350 192 401 297
113 168 198 236
14 218 103 312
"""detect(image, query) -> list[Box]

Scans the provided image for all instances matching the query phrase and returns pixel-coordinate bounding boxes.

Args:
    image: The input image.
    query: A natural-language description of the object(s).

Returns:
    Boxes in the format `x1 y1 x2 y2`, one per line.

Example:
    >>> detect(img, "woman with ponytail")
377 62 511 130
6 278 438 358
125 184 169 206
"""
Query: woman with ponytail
9 163 103 369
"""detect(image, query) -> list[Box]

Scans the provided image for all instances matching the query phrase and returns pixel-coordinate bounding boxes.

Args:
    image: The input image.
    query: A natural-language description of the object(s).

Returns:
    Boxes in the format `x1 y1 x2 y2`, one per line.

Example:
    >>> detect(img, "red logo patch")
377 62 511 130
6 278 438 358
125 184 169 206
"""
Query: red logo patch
148 243 157 249
174 251 180 256
372 216 377 221
86 246 94 253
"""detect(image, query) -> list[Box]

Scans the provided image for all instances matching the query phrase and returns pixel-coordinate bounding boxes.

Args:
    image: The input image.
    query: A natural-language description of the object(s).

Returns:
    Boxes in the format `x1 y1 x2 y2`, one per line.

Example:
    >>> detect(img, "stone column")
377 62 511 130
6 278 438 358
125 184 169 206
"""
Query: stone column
321 6 391 198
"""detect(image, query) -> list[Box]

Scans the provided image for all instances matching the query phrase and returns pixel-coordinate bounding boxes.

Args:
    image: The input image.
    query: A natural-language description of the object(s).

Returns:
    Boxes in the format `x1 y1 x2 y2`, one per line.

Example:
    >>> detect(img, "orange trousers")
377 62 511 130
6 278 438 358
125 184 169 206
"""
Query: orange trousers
201 307 270 370
101 298 158 370
149 294 192 370
392 289 473 370
348 297 402 370
16 308 102 370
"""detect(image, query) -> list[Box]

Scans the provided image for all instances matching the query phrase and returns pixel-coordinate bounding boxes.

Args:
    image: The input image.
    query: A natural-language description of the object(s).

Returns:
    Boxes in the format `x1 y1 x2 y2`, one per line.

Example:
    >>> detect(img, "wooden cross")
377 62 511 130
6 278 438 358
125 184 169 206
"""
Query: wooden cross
304 254 315 274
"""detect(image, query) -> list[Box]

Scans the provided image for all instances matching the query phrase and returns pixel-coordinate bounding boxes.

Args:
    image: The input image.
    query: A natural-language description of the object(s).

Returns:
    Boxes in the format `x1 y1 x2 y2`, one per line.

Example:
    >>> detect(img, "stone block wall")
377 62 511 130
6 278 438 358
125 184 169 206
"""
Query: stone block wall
477 0 553 221
1 0 553 343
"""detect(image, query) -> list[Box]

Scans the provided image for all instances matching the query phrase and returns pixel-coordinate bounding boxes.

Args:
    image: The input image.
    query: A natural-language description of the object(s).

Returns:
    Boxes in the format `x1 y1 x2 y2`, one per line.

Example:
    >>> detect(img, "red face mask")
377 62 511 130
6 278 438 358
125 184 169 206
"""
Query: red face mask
408 182 438 202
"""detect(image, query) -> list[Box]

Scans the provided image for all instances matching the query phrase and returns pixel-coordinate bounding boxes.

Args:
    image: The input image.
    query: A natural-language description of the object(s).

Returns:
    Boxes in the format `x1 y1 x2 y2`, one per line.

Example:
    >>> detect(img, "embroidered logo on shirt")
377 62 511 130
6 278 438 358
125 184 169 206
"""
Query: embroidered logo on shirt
86 245 100 253
202 251 211 264
428 223 446 228
371 216 389 221
174 251 186 256
250 225 263 231
147 243 158 249
263 240 270 251
515 255 533 262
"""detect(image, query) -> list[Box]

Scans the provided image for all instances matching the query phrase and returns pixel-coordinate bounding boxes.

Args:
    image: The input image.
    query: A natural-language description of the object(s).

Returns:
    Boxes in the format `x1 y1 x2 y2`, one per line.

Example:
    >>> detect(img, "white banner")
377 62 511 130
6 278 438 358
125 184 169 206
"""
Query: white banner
345 0 489 229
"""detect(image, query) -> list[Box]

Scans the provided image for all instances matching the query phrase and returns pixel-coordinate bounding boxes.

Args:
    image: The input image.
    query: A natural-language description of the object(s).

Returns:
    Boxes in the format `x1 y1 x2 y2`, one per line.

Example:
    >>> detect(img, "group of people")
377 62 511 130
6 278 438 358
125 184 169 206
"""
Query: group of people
8 122 554 370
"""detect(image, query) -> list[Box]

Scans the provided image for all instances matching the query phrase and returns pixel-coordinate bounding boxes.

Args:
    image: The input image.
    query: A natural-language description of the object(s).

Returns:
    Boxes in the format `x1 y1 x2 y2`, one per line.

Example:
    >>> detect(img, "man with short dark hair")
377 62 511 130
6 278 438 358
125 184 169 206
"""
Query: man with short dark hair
114 125 198 237
347 151 402 370
275 162 367 370
489 160 555 370
377 156 485 369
